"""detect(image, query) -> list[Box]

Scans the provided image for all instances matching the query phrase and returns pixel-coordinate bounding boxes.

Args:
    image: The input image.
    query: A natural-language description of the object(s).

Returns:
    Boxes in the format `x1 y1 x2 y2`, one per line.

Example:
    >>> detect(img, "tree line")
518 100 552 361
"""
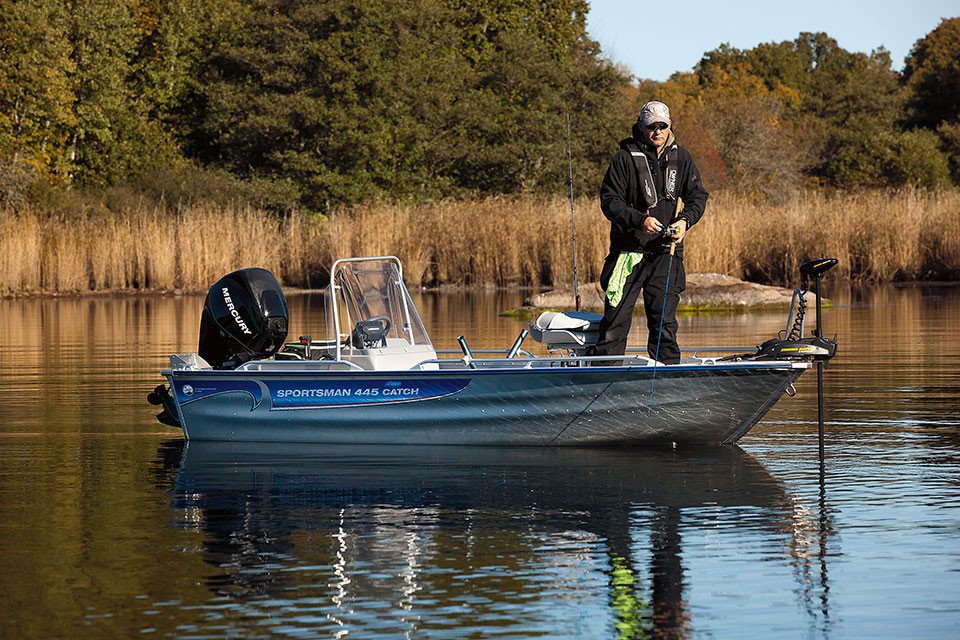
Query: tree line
1 2 957 215
634 24 960 197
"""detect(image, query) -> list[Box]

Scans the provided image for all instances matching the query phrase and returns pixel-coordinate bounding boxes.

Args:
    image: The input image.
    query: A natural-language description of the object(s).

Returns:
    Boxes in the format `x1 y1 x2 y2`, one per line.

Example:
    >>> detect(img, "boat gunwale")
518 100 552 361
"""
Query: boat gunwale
162 359 811 378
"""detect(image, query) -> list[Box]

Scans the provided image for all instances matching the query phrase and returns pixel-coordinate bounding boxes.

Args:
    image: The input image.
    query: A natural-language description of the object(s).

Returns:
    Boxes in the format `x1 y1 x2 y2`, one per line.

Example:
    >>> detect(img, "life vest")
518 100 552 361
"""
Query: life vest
623 140 679 211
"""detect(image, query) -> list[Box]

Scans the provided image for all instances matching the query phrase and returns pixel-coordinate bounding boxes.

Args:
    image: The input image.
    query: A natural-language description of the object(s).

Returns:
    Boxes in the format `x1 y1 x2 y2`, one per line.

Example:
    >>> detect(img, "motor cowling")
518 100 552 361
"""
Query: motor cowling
198 268 289 369
753 336 837 362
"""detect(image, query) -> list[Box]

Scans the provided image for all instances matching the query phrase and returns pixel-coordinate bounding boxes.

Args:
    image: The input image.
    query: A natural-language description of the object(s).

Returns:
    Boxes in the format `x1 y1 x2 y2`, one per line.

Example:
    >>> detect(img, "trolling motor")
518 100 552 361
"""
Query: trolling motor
753 258 838 362
749 258 839 456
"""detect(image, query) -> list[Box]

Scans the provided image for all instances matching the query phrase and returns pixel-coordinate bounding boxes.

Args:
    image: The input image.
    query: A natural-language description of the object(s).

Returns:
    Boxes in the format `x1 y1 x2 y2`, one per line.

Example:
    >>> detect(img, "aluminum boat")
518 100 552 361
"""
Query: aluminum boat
148 255 838 444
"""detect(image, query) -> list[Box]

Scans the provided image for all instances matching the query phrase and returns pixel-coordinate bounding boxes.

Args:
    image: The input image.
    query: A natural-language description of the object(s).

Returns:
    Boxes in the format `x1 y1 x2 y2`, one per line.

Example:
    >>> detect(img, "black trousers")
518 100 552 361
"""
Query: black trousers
590 252 685 364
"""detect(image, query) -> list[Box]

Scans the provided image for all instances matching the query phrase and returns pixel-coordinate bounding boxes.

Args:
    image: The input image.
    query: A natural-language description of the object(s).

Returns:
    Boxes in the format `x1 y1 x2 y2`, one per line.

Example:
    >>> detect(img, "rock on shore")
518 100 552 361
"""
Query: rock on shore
522 273 796 311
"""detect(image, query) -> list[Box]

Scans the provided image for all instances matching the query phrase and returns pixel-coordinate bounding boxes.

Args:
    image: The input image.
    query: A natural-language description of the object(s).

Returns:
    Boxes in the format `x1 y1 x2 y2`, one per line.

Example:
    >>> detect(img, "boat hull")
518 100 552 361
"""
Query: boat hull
165 362 806 445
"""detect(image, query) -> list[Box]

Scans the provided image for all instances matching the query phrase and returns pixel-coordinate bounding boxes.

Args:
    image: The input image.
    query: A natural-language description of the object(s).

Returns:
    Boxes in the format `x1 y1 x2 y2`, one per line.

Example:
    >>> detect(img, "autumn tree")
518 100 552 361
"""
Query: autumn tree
690 58 807 196
694 32 951 190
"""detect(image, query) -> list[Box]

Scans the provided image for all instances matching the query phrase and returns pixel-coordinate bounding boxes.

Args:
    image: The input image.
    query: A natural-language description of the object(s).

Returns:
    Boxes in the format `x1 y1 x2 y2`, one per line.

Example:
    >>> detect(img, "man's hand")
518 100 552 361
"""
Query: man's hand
667 218 688 243
642 215 662 236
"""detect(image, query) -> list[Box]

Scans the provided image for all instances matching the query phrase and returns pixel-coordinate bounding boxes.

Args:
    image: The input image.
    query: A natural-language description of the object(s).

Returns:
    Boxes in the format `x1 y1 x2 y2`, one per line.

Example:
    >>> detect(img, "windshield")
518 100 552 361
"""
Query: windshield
326 257 432 349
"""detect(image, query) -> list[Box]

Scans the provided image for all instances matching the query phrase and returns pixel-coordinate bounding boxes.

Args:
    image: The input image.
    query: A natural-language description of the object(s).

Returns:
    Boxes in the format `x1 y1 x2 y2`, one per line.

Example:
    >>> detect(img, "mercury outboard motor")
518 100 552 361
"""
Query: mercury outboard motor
198 268 289 369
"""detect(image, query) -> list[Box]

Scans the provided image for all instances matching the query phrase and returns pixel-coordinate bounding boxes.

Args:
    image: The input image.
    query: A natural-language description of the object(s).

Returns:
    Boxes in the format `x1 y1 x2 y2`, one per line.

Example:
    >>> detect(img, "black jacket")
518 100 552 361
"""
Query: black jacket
599 136 708 257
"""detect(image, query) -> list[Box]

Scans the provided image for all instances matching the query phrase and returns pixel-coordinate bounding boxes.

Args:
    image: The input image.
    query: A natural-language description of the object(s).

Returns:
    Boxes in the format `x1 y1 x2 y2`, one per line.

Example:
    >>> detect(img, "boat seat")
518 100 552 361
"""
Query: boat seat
530 310 602 350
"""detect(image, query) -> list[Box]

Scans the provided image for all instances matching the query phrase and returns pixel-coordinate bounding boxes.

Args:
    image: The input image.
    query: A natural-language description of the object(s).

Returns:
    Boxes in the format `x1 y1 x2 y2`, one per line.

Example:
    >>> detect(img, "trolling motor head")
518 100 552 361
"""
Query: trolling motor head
754 335 836 361
799 258 838 289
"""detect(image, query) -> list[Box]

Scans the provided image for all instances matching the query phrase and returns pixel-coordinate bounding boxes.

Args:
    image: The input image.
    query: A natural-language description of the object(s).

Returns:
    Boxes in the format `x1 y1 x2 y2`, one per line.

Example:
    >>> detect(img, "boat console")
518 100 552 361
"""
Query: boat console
322 257 439 370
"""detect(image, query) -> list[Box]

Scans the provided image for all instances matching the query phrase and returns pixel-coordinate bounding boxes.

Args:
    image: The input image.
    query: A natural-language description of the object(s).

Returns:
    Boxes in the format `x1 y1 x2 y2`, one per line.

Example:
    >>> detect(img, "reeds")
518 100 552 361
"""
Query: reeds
307 190 960 286
2 189 958 295
685 190 960 283
0 203 327 295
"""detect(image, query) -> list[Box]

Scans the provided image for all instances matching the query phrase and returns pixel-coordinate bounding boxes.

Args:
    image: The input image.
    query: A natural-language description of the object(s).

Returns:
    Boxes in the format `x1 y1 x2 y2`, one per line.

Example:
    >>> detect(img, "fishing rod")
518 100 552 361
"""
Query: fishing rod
648 252 674 404
649 205 682 403
566 113 581 311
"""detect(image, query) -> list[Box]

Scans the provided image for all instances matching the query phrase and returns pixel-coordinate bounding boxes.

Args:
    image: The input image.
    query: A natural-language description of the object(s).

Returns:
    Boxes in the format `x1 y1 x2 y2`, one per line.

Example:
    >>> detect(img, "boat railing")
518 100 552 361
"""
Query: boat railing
677 346 756 353
435 345 756 361
419 354 659 369
237 359 367 372
435 348 535 357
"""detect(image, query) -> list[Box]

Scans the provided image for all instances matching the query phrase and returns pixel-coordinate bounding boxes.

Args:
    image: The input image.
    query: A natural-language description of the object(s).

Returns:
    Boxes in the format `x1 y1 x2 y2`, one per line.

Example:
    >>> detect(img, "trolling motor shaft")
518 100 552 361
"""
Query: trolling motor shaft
797 257 839 459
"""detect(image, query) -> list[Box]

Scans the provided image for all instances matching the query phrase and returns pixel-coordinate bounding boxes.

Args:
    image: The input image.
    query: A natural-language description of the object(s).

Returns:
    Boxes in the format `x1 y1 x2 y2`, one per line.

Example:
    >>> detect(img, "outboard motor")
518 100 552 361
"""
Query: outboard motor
198 268 289 369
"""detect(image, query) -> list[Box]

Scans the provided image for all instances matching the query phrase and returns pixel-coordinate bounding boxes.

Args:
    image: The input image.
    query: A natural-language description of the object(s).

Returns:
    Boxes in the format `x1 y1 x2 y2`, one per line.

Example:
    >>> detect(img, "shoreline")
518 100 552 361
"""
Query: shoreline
512 274 804 315
7 277 958 304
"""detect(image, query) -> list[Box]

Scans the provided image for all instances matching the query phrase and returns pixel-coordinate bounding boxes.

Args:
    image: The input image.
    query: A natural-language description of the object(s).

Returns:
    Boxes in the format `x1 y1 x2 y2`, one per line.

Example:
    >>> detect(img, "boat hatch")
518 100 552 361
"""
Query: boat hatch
327 256 437 370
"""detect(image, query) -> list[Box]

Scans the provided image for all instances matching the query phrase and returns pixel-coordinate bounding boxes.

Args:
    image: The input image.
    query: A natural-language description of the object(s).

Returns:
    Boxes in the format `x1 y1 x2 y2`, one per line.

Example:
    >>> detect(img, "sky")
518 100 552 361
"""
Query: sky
585 0 958 82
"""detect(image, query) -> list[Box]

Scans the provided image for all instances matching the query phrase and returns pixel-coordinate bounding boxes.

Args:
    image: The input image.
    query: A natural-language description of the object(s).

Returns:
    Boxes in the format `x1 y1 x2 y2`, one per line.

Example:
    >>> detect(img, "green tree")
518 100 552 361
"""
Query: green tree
1 0 194 192
446 0 590 64
187 0 626 209
131 0 245 138
903 17 960 129
188 0 472 209
445 10 623 195
0 0 76 180
826 115 951 189
903 17 960 180
65 0 184 184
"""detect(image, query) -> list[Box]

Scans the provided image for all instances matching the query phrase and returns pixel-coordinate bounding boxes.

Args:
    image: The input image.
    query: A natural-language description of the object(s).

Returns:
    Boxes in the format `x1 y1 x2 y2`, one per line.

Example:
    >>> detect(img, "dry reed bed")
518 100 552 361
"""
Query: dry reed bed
689 190 960 283
1 190 958 295
0 205 326 295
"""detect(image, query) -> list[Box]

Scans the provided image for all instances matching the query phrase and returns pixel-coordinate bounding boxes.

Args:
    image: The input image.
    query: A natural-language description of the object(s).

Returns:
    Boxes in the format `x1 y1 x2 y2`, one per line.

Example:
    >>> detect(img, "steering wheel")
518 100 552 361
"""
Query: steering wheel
351 315 392 349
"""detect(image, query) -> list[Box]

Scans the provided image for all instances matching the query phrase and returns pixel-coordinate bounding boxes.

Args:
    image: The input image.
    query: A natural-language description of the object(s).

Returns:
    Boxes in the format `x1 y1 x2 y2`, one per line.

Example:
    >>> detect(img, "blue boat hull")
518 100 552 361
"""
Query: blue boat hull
165 362 806 445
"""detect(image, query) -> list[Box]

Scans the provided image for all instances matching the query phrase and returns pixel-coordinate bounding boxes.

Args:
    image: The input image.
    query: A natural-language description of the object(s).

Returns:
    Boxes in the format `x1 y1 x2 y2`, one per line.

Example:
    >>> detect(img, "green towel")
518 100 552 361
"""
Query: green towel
605 252 643 307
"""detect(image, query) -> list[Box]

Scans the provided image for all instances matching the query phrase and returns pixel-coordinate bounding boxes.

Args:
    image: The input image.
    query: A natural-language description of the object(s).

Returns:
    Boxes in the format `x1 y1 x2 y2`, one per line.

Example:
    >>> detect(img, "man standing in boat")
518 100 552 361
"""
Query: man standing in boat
589 100 708 364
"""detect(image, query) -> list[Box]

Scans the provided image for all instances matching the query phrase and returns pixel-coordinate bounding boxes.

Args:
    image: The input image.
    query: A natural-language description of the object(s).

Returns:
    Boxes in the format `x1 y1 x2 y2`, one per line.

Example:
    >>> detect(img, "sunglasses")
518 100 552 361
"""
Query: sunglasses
646 122 669 131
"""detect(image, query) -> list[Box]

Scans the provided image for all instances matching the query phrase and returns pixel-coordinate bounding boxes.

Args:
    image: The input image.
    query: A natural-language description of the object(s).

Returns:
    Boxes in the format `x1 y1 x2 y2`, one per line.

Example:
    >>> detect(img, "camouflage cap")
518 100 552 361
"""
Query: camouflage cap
639 101 671 126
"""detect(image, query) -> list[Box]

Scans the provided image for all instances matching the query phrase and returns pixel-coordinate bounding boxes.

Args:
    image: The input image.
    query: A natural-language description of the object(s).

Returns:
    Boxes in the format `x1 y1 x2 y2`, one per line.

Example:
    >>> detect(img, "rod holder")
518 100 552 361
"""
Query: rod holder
457 335 477 369
507 329 529 359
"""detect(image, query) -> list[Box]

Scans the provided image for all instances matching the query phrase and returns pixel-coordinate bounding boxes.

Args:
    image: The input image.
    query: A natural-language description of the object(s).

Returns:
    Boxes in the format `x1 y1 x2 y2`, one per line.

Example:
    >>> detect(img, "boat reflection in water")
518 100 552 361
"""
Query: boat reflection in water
167 443 826 638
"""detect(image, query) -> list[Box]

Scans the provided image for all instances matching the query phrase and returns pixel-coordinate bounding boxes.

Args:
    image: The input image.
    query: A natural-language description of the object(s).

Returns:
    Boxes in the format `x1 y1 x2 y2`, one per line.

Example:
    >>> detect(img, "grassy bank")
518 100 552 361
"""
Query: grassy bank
2 190 959 295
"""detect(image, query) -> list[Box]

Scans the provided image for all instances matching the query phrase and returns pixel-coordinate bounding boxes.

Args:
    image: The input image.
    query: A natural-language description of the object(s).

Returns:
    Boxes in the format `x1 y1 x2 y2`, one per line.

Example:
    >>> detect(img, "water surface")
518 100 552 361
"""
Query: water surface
1 284 958 638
